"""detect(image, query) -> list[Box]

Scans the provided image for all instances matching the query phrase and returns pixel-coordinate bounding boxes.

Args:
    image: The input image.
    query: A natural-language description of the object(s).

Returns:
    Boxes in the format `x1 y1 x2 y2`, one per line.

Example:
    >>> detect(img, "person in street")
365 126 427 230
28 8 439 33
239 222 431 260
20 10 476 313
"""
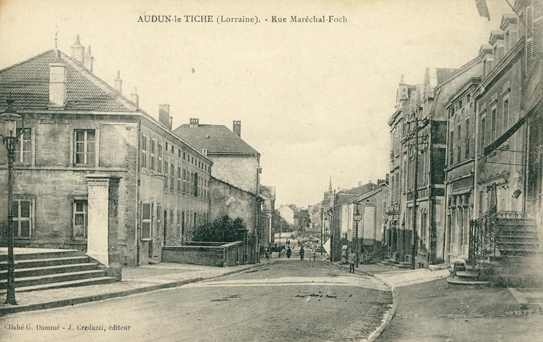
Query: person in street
348 249 356 273
299 245 305 261
286 246 292 259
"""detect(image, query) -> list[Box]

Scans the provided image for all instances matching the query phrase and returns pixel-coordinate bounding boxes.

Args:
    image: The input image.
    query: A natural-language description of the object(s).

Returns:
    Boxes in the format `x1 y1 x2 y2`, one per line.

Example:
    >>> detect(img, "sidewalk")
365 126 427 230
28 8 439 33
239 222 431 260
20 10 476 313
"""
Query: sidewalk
0 260 270 316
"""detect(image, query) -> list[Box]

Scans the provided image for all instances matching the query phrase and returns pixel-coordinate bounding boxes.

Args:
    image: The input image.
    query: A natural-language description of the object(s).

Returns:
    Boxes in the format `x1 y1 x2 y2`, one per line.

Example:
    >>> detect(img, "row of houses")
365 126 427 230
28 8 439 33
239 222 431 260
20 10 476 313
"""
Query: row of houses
387 0 543 273
320 1 543 285
0 36 276 268
310 180 387 263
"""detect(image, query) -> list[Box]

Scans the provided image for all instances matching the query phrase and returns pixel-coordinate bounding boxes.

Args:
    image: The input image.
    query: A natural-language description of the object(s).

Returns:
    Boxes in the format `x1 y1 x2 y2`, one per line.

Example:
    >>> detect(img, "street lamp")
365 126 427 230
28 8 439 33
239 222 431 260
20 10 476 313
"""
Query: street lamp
0 93 24 305
353 207 362 268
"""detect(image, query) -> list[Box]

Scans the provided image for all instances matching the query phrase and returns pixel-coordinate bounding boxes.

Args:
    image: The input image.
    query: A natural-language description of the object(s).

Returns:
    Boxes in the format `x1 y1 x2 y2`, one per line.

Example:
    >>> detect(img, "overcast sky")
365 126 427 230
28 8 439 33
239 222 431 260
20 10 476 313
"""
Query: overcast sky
0 0 512 207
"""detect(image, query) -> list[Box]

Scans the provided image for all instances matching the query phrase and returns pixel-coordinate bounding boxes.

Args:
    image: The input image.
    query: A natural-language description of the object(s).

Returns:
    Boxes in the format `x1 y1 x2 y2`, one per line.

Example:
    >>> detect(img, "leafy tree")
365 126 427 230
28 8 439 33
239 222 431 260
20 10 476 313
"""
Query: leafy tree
272 210 294 233
191 215 247 242
294 208 310 232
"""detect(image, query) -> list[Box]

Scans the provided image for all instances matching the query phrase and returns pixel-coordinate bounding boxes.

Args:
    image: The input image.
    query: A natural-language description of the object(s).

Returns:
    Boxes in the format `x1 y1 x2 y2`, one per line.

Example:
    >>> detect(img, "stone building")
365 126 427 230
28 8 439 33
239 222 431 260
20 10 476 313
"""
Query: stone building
259 185 276 247
0 37 212 267
466 2 543 286
386 76 417 262
173 118 263 261
329 182 379 262
444 76 481 261
208 177 260 263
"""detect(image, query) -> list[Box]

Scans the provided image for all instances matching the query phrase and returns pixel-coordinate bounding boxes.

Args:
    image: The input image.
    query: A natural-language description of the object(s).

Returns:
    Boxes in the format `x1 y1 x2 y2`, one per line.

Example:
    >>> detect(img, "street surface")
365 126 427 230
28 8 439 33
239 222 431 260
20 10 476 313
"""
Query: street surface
378 278 543 342
0 255 392 342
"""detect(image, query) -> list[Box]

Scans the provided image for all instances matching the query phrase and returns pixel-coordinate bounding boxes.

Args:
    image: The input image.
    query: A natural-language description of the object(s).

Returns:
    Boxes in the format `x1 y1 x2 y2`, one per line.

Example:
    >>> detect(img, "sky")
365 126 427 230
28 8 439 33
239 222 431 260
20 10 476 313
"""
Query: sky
0 0 512 207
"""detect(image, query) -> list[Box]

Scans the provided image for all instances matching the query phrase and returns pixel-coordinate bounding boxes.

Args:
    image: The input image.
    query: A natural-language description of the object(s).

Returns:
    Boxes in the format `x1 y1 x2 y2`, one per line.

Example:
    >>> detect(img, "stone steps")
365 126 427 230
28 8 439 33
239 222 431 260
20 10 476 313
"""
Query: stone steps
0 249 117 293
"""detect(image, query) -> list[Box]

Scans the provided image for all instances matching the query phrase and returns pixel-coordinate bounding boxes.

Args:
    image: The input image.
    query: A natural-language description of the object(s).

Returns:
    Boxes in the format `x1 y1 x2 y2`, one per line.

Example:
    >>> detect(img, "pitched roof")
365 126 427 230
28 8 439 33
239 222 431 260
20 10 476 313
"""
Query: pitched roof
0 49 137 112
435 68 460 84
173 124 259 155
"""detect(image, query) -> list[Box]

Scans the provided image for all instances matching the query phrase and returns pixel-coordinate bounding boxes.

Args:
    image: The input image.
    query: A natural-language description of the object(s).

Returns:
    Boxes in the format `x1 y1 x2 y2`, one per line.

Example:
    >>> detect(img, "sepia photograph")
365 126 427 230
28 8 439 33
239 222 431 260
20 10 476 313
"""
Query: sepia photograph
0 0 542 340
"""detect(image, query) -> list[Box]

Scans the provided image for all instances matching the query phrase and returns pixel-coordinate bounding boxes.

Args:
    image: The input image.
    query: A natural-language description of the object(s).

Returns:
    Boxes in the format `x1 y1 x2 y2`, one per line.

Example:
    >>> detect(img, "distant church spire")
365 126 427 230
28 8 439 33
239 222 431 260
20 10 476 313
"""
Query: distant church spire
328 176 332 192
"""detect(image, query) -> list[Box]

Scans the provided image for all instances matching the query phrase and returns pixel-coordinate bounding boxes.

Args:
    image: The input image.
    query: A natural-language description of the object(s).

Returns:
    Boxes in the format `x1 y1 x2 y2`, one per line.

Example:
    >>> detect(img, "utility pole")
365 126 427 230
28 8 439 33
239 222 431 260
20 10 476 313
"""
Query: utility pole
411 117 419 270
320 207 324 255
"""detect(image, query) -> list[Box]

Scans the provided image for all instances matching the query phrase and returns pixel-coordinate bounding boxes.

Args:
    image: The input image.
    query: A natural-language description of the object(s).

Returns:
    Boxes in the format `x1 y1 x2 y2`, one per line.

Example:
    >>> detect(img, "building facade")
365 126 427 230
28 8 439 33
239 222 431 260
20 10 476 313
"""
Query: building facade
173 118 263 262
0 39 212 267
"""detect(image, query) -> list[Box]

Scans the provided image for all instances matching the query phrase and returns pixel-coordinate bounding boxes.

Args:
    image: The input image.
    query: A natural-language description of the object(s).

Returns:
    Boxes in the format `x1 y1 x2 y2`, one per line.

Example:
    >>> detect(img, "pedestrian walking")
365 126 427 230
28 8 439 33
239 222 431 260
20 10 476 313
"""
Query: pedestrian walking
286 246 292 259
348 249 356 273
299 245 305 261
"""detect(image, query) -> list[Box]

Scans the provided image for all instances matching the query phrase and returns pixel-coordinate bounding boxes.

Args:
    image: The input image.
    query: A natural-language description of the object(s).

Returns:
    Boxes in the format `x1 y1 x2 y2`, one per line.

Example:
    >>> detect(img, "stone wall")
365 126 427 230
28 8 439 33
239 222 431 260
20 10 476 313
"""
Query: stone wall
162 241 244 266
208 176 259 263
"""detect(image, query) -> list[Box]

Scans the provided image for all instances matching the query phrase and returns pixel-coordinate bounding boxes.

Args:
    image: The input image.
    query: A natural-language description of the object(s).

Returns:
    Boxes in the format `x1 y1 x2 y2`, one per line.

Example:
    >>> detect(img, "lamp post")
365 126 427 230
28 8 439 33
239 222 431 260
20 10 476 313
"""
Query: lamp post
353 207 362 268
1 93 24 305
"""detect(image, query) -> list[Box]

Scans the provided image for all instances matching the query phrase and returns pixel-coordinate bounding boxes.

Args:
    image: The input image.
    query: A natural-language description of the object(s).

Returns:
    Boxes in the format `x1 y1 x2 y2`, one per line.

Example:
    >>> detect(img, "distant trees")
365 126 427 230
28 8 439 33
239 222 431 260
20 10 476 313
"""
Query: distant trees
272 210 293 233
191 215 247 242
294 208 310 232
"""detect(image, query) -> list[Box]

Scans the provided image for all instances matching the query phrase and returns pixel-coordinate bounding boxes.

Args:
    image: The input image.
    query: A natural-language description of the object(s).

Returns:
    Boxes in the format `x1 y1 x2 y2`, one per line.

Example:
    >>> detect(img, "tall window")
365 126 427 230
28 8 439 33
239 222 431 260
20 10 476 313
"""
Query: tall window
141 203 153 240
150 139 156 171
491 108 497 141
12 199 32 239
449 131 454 165
503 99 509 133
194 173 199 197
465 119 470 159
141 135 147 169
14 128 31 163
170 163 175 191
73 200 88 239
457 124 462 163
157 143 163 173
182 169 187 194
481 118 486 151
177 166 181 192
75 129 96 166
164 161 169 189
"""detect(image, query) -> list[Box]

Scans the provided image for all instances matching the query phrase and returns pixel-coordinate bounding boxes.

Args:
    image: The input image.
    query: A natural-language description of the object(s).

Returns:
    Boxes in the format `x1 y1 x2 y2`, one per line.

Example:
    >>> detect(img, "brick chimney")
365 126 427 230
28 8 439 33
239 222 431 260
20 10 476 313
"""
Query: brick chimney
130 87 139 107
190 118 199 127
71 35 85 65
49 50 67 108
159 104 170 128
489 30 505 65
114 71 122 93
84 45 94 73
233 120 241 137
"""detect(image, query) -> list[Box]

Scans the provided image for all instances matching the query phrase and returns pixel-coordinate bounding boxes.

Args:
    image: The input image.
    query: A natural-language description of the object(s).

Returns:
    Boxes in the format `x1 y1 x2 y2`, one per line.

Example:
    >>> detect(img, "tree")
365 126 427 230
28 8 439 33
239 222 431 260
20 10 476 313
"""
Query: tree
272 210 293 233
191 215 247 242
294 208 310 232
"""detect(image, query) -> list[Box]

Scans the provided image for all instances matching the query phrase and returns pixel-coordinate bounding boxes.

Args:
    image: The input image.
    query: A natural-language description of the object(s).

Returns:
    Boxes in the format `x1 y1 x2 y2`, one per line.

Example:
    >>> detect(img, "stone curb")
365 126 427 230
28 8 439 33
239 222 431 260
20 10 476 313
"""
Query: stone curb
0 263 266 317
363 274 397 342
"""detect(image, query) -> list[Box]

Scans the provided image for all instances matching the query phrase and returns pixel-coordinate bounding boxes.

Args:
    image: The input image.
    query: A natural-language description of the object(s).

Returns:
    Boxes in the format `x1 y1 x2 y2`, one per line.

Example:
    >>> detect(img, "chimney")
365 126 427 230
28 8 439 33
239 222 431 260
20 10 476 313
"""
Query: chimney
190 118 199 127
71 35 85 65
130 87 139 106
233 120 241 137
114 71 122 93
49 50 67 108
159 104 170 128
84 45 94 72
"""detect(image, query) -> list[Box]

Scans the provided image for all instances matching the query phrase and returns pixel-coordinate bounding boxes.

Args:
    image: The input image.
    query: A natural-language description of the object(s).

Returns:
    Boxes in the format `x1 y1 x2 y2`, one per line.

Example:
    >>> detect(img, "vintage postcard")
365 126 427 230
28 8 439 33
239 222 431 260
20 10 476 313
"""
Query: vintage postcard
0 0 542 341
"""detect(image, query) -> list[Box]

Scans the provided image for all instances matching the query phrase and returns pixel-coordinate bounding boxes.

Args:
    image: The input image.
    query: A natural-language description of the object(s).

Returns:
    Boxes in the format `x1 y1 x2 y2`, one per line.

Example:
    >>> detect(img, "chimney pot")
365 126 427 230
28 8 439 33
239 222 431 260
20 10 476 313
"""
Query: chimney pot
114 71 122 93
233 120 241 137
130 87 139 107
159 104 170 128
190 118 199 127
71 35 85 65
84 45 94 73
